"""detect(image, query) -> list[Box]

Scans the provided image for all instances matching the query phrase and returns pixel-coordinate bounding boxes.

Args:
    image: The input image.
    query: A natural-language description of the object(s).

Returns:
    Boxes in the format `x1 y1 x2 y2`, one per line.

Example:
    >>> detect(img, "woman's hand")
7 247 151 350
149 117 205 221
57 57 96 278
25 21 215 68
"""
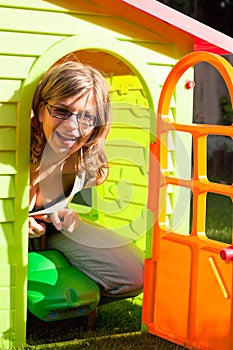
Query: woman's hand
48 208 81 233
29 216 46 238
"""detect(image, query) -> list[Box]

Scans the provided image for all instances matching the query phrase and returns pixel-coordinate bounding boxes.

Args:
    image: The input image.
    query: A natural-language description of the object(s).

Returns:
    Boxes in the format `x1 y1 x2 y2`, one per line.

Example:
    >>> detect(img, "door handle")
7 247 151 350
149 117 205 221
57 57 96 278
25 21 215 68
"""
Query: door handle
220 246 233 261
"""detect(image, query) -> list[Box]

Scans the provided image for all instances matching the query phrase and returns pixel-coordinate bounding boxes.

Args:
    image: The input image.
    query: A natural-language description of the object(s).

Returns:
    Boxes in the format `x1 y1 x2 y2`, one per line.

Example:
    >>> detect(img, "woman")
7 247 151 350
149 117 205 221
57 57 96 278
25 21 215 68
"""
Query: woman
29 61 144 304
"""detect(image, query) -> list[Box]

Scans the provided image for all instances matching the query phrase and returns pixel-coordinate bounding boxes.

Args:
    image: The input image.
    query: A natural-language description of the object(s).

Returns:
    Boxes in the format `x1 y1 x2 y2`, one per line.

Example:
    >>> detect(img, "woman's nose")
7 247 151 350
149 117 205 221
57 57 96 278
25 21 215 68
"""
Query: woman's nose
64 114 80 129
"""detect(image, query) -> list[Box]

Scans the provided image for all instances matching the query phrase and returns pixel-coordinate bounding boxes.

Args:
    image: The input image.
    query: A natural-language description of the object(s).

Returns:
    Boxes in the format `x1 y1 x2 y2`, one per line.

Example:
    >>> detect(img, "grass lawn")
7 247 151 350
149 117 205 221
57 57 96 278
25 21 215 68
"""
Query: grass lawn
26 298 187 350
206 192 232 243
24 192 231 350
26 299 143 346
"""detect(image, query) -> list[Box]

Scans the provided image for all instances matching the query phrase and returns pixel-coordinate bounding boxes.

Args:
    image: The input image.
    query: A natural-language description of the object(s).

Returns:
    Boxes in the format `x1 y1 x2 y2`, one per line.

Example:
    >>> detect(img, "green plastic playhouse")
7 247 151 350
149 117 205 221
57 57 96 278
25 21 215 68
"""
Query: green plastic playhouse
1 0 231 347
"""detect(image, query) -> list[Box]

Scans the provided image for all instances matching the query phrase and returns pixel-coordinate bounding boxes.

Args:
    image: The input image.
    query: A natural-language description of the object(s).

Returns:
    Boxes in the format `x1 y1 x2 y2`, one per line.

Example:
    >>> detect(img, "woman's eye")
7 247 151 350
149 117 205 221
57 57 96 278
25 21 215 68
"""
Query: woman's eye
54 107 69 116
83 114 95 124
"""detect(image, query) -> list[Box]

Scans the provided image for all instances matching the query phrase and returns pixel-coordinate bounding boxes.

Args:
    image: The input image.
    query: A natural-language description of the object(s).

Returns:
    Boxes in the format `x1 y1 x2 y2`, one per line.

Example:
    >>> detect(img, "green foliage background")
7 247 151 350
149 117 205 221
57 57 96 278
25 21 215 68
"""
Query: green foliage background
158 0 233 37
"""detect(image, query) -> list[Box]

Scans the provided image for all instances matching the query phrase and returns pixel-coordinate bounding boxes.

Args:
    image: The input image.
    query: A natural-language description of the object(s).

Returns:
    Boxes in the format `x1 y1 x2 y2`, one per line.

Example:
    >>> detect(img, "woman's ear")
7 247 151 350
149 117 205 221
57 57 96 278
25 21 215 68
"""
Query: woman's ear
38 102 45 123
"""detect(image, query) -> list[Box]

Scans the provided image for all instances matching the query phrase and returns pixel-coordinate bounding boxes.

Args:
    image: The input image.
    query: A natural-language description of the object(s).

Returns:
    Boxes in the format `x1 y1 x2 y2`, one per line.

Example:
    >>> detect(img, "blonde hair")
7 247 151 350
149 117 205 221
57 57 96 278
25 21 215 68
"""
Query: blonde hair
31 61 111 181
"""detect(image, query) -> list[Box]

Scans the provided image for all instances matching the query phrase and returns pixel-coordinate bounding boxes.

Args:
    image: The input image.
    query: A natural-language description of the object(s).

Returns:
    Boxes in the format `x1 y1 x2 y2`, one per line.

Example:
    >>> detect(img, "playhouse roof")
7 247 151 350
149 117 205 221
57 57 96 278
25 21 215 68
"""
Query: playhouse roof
124 0 233 55
49 0 233 55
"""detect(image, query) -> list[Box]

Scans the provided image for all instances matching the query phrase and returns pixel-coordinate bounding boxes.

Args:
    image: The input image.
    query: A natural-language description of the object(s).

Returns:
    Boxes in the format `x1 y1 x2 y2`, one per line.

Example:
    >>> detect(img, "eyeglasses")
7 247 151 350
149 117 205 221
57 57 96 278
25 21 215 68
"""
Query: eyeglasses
46 103 97 127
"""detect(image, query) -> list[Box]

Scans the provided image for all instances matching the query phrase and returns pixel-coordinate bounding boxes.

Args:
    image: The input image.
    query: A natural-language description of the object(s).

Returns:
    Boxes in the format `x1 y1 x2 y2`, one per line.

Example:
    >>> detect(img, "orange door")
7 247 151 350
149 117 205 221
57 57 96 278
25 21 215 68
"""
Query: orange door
142 52 233 350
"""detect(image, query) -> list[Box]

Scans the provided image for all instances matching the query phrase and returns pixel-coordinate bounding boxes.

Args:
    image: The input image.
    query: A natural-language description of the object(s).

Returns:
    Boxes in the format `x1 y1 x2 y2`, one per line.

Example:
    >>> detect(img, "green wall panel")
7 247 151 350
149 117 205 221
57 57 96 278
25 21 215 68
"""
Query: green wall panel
0 105 17 126
107 164 148 186
111 107 151 128
0 0 64 9
0 152 16 174
0 199 15 222
0 81 21 103
0 1 192 347
0 176 15 198
0 32 65 56
0 7 108 35
0 128 16 150
0 56 36 79
0 223 15 248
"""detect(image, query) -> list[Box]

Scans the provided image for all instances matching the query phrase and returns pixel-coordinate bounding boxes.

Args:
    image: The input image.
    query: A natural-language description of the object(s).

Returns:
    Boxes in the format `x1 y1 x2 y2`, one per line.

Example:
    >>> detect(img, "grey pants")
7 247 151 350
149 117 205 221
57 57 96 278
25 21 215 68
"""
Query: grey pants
45 219 144 303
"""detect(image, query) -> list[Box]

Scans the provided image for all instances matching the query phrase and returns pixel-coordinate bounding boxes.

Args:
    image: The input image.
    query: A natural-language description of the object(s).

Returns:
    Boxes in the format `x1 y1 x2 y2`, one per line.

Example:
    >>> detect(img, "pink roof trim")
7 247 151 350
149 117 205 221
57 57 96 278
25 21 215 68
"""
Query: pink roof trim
122 0 233 54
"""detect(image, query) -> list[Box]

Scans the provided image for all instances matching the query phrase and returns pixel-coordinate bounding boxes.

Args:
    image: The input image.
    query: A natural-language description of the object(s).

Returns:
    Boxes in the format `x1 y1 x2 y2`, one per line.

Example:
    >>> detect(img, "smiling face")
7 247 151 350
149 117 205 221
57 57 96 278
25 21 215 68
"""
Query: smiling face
39 91 97 156
31 61 111 166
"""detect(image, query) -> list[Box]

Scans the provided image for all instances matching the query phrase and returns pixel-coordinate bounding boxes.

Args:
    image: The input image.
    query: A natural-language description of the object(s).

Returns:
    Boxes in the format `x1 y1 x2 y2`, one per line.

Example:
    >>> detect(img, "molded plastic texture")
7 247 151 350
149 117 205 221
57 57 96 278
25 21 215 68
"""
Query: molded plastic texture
27 250 100 322
143 51 233 350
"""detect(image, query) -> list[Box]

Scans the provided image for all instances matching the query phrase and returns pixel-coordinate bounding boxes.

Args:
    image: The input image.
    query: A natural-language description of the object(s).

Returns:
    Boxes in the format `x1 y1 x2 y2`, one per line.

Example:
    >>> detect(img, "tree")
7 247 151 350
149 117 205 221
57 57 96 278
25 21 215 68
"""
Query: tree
158 0 193 15
157 0 233 37
197 0 233 37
